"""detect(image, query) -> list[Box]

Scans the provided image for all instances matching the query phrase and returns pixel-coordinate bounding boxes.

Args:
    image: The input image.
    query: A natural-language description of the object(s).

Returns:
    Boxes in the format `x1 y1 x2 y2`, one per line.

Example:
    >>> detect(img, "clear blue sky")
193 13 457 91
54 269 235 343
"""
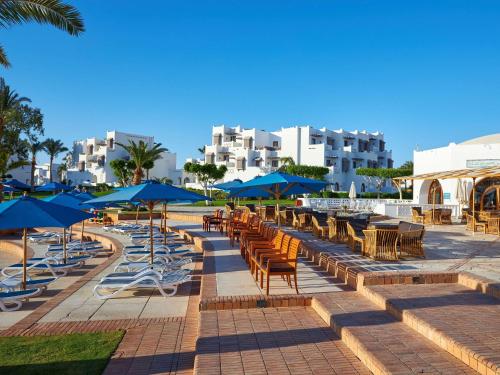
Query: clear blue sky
2 0 500 167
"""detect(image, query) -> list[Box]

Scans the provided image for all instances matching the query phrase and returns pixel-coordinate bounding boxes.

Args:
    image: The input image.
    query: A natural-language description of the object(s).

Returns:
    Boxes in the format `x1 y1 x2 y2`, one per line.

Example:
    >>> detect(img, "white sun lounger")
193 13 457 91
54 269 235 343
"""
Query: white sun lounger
113 257 192 273
0 276 56 296
1 258 82 278
47 240 101 250
45 245 104 258
123 247 193 262
93 272 192 300
101 268 190 281
0 289 41 312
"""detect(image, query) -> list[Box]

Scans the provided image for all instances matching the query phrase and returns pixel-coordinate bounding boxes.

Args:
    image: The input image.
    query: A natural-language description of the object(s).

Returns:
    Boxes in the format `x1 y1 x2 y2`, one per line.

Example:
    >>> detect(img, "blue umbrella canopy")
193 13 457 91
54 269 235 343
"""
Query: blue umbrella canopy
85 182 210 205
85 182 210 261
0 196 93 230
228 171 327 198
36 182 72 192
2 185 19 193
211 179 243 191
0 196 93 287
3 179 31 190
43 192 94 211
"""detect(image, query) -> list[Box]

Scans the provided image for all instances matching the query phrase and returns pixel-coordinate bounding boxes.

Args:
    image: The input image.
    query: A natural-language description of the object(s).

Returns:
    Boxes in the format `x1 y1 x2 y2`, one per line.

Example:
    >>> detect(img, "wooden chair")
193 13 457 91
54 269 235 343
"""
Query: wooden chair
228 211 251 246
397 229 425 258
362 228 399 261
249 231 288 276
257 237 302 295
466 214 486 233
239 219 265 257
311 216 328 239
328 217 348 243
486 218 500 235
346 222 364 253
292 210 300 230
264 206 275 221
411 207 425 224
439 209 452 225
298 213 312 232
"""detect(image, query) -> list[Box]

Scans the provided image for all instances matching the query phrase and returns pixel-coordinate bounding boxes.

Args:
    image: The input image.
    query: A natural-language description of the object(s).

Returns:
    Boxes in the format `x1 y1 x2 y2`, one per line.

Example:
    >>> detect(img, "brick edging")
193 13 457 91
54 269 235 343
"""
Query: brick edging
199 294 311 311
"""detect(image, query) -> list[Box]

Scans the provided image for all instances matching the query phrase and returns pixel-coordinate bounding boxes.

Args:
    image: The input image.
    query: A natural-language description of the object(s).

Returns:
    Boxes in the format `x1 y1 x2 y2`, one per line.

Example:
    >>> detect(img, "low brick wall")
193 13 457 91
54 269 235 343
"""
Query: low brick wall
0 239 34 262
167 212 204 224
199 295 312 311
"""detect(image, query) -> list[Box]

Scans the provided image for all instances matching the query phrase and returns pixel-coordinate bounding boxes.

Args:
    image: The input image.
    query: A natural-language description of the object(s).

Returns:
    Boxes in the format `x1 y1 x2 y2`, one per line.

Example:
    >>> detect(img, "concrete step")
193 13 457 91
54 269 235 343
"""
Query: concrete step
312 291 478 375
360 283 500 375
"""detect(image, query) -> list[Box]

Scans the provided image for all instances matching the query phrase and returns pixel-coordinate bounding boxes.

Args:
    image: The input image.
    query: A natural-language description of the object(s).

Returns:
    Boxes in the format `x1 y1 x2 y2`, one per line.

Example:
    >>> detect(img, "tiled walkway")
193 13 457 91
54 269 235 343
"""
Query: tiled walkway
195 306 370 375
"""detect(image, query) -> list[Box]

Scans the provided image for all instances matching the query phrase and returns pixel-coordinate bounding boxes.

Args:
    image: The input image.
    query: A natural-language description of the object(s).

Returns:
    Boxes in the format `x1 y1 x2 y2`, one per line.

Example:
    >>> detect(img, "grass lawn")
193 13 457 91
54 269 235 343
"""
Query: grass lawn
0 331 124 375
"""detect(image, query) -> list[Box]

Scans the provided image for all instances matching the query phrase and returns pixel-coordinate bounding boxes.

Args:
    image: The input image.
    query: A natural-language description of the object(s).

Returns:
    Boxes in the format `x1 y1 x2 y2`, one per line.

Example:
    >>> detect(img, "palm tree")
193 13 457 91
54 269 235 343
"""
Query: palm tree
28 140 45 191
279 156 295 170
43 138 68 182
0 0 84 67
116 140 167 185
0 78 30 130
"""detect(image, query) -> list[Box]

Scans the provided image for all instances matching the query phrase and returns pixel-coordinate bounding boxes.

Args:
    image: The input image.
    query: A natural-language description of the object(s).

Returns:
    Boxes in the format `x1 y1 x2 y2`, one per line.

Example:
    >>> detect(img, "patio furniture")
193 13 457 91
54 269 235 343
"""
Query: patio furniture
346 222 364 253
298 213 312 232
292 210 300 230
439 209 452 224
207 209 224 232
245 228 281 265
249 232 288 277
396 221 425 258
311 216 328 239
93 272 192 300
486 217 500 235
264 206 275 221
466 214 487 233
257 237 302 295
277 209 293 227
411 207 425 224
328 217 348 243
0 289 41 312
362 228 399 261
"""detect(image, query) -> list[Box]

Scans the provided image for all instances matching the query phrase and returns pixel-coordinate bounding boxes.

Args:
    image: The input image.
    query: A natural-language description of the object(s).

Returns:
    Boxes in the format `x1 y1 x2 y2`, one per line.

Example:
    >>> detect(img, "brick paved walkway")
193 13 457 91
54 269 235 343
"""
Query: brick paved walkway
364 283 500 374
313 291 477 374
195 306 370 375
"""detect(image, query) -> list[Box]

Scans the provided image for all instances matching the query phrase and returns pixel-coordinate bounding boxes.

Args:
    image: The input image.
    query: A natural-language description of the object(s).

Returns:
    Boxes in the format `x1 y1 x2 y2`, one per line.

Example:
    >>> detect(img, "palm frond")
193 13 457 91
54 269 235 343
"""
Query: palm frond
0 44 11 68
7 158 29 170
0 0 84 35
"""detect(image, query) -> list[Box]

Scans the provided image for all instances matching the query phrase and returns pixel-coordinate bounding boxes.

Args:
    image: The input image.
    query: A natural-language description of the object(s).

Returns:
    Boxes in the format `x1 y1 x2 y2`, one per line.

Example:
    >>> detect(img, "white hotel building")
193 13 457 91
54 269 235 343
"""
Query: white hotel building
66 130 182 186
202 125 393 192
412 134 500 211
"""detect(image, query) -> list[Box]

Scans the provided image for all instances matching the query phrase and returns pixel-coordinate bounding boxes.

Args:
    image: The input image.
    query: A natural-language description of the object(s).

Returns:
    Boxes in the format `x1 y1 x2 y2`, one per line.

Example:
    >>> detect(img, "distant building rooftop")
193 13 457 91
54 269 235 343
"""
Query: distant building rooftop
459 133 500 145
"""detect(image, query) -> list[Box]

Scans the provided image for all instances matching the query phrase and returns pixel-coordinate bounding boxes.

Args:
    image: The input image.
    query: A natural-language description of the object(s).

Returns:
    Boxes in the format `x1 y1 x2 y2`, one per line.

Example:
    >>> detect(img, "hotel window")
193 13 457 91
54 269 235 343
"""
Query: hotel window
271 160 278 168
379 140 385 151
229 135 237 142
272 141 279 148
236 157 246 170
207 153 215 164
213 134 222 145
243 137 253 149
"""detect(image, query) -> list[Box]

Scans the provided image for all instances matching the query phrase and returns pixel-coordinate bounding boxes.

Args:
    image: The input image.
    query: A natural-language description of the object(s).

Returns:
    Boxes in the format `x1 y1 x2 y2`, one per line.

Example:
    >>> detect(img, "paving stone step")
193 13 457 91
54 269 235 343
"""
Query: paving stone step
361 283 500 375
312 291 478 375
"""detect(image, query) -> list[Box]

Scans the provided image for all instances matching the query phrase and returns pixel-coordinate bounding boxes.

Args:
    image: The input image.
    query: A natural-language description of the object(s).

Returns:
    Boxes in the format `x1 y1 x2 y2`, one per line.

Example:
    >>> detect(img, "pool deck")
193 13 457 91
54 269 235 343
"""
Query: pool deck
0 218 499 375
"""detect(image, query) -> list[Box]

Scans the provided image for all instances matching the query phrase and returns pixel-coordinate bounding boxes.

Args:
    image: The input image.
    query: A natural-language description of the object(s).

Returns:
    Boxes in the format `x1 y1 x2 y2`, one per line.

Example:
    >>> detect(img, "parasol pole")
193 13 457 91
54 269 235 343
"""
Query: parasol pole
276 184 281 228
81 216 86 242
22 228 27 290
135 204 140 225
472 177 476 231
63 227 67 264
148 201 154 264
163 203 168 245
432 185 436 225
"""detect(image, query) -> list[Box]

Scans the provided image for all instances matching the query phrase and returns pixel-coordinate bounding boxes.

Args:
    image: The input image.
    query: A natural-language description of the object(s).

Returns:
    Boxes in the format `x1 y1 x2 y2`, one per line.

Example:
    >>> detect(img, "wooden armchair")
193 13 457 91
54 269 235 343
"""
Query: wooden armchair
466 214 486 233
257 238 302 295
411 207 425 224
328 217 348 243
362 228 399 261
264 206 275 221
486 218 500 235
292 210 300 230
277 209 293 226
311 216 328 239
205 209 224 232
439 209 452 225
250 232 289 276
397 229 425 258
346 222 364 253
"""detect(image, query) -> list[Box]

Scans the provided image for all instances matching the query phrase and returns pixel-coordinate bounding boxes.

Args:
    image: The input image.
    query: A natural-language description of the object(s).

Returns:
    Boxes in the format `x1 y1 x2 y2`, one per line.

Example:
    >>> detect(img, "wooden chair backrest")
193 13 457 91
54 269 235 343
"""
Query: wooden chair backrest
267 227 277 240
346 222 356 237
287 238 302 265
272 231 285 248
280 234 292 255
311 216 319 228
